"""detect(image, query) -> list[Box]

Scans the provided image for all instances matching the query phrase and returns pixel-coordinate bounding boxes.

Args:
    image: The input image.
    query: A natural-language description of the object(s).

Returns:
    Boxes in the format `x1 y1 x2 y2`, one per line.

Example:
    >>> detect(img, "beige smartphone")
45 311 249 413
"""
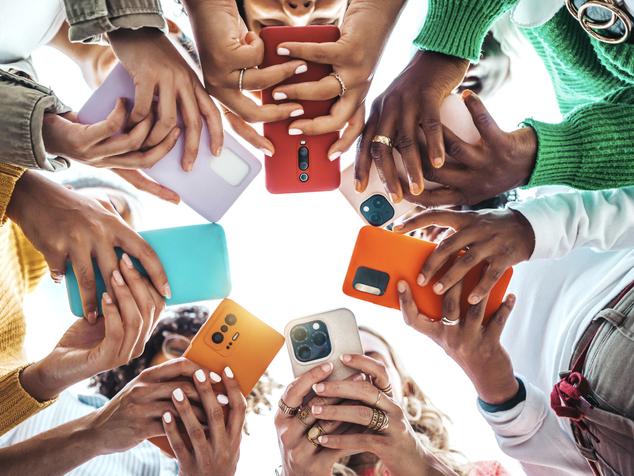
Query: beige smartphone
284 308 363 381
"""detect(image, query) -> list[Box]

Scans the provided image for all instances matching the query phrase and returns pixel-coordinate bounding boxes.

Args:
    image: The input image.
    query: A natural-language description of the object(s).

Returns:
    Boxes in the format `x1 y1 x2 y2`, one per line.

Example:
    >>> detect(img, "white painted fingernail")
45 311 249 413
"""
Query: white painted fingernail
273 92 287 100
261 148 274 157
163 412 172 423
173 388 184 402
224 367 234 379
329 151 341 161
290 109 304 118
277 47 290 56
295 64 307 74
289 128 303 136
217 394 229 405
209 371 221 383
195 369 206 383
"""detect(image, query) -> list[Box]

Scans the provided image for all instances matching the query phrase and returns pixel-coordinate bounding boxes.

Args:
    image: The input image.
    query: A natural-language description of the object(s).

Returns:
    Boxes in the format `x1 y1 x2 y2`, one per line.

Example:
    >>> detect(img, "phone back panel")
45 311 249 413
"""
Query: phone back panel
284 308 363 382
65 223 231 317
342 226 512 323
261 26 340 194
78 64 261 223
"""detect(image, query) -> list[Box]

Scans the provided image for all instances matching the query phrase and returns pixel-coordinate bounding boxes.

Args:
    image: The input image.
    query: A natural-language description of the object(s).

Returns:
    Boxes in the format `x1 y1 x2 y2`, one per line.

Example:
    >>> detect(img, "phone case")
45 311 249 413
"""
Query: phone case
65 223 231 317
342 226 512 322
78 64 261 223
284 308 363 382
150 299 284 457
261 26 341 194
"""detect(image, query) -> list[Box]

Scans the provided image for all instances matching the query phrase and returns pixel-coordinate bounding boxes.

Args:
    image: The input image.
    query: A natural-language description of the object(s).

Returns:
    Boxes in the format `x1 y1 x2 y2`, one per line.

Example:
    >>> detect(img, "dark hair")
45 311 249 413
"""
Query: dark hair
90 306 209 399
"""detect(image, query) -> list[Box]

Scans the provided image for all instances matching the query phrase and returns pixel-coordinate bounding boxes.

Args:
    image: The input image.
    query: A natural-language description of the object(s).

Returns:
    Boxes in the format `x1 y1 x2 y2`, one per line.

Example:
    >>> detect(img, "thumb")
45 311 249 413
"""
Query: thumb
461 89 501 142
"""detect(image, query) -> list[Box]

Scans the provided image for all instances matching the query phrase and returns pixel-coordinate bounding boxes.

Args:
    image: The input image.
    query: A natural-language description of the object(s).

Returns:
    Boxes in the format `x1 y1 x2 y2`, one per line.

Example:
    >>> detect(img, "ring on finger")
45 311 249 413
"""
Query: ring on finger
278 398 300 416
366 408 389 432
378 383 393 395
307 423 325 447
238 68 247 92
330 72 347 97
441 316 460 326
371 135 393 148
297 406 312 426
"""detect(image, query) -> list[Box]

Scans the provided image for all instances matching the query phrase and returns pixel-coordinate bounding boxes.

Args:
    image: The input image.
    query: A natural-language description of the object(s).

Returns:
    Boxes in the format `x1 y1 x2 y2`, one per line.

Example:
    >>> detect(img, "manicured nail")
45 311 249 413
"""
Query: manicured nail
214 147 222 157
354 180 363 193
329 151 341 161
121 253 134 270
461 89 475 100
312 405 322 415
224 367 234 379
195 369 206 383
340 354 351 363
217 394 229 405
417 274 427 286
102 293 112 305
289 128 303 135
163 412 172 423
432 157 444 168
318 436 328 444
410 182 421 195
389 193 400 204
295 64 308 74
273 91 287 101
261 147 274 157
173 388 184 402
397 281 407 293
433 283 444 294
112 270 125 286
209 371 221 383
313 383 325 393
468 294 481 305
163 284 172 299
290 109 304 118
277 47 290 56
321 362 333 372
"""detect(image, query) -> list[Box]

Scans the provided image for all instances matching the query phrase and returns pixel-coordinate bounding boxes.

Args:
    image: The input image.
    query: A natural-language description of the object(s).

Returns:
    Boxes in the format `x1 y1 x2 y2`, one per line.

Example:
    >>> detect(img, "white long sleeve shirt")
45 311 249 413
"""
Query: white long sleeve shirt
477 187 634 475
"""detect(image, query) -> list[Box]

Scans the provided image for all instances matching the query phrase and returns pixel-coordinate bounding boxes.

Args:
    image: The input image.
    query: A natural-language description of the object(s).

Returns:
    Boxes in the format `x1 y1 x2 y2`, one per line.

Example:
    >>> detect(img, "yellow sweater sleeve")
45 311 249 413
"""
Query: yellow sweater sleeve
0 164 25 224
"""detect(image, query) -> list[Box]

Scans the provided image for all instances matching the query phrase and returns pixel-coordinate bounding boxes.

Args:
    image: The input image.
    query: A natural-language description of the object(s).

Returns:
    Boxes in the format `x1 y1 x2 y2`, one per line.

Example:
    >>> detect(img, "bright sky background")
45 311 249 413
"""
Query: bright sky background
23 1 562 475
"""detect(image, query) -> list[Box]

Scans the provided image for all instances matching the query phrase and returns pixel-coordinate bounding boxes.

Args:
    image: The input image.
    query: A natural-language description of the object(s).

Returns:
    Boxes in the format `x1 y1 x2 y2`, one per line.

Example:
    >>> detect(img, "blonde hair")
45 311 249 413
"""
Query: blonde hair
331 327 468 476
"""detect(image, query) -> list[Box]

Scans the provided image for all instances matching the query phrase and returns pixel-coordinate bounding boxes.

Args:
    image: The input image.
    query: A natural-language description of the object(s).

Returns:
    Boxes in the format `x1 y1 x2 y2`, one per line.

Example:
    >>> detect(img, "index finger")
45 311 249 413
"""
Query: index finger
279 362 334 409
420 95 446 168
142 357 204 382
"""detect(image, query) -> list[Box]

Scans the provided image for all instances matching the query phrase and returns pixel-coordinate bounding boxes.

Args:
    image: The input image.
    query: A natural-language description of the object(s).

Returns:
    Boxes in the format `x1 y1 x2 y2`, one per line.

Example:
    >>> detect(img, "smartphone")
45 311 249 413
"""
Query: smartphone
342 226 512 323
261 25 341 194
65 223 231 317
150 298 284 456
78 64 261 223
284 308 363 382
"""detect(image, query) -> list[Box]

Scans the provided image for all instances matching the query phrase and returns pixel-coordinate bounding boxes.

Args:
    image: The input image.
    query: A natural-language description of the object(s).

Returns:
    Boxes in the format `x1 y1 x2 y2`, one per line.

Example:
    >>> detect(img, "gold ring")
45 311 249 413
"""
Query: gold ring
330 72 347 97
366 408 389 432
278 398 300 417
307 423 325 447
371 135 393 148
297 406 312 426
378 383 393 395
239 68 247 92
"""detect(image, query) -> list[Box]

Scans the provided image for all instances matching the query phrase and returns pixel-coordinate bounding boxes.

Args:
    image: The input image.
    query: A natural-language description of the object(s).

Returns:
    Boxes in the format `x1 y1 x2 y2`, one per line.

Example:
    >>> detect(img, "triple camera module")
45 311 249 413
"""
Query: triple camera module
360 194 395 226
211 313 239 350
289 320 332 363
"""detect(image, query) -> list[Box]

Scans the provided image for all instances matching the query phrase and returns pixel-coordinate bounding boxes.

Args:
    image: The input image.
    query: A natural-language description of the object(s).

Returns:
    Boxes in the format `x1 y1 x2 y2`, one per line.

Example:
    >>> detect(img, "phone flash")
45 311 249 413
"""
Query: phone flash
354 283 382 296
312 322 320 330
232 332 240 341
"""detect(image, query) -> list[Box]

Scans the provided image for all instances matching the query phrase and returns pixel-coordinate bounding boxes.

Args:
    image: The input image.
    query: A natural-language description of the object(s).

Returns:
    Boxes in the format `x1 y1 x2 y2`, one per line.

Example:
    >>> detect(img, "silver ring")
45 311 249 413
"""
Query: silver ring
330 72 346 97
440 316 460 326
239 68 247 92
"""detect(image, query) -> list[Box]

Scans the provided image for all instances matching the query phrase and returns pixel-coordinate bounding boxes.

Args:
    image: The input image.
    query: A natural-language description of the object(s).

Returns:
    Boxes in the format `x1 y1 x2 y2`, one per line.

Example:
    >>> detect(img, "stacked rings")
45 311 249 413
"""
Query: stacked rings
278 399 299 416
378 383 393 395
307 423 325 447
367 408 389 432
297 406 312 426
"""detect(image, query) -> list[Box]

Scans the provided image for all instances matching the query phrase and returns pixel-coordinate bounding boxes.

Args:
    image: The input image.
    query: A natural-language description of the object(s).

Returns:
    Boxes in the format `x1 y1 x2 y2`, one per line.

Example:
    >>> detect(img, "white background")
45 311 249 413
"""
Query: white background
23 1 561 475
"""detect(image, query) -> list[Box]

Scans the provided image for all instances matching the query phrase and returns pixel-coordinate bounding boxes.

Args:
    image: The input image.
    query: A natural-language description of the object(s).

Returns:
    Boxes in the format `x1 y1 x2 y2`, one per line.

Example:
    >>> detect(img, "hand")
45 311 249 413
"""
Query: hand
398 282 519 405
356 50 469 202
394 208 534 309
412 90 537 207
162 366 247 476
7 171 170 320
109 27 223 171
21 258 165 401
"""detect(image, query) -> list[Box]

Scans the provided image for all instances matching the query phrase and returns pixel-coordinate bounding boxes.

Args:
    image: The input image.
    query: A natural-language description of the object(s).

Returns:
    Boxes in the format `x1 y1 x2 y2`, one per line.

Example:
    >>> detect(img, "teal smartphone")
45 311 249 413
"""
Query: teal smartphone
65 223 231 317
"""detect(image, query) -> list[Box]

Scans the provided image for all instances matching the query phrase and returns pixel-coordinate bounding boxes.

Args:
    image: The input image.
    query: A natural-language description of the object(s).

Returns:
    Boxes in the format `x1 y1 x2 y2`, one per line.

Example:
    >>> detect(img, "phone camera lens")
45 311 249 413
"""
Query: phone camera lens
297 345 311 361
311 331 327 346
299 172 309 183
373 197 384 208
298 146 309 171
291 326 308 342
225 314 237 325
221 325 228 332
212 332 224 344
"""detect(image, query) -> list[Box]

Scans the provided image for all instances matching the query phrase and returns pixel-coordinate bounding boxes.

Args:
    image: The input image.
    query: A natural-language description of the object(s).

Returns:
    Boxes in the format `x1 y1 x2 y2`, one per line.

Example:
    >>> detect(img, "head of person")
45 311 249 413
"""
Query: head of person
332 326 466 476
236 0 348 34
457 32 511 100
90 305 277 416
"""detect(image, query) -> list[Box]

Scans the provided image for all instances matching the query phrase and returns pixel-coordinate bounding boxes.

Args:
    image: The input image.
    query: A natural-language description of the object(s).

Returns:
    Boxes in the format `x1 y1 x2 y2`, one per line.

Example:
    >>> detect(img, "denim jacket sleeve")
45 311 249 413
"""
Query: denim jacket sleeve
0 69 71 171
63 0 166 43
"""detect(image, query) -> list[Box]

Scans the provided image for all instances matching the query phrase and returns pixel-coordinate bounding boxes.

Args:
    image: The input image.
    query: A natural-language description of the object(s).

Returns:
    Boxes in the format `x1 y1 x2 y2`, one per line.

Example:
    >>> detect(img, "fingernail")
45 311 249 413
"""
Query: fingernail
318 436 328 444
321 362 333 373
433 283 444 294
121 253 134 270
468 294 481 305
185 162 194 173
410 182 421 195
461 89 475 100
313 383 325 393
195 369 206 383
312 405 322 415
173 388 184 402
417 274 427 286
507 294 516 307
163 412 172 423
392 223 403 232
289 128 303 136
273 91 287 101
209 371 222 383
397 281 407 293
354 180 363 193
112 270 124 286
88 310 98 321
163 284 172 299
261 147 274 157
214 147 222 157
353 374 365 381
277 47 290 56
432 157 444 168
224 367 234 379
329 151 341 161
290 109 304 118
389 193 400 203
217 394 229 405
102 293 112 305
340 354 351 363
295 64 308 74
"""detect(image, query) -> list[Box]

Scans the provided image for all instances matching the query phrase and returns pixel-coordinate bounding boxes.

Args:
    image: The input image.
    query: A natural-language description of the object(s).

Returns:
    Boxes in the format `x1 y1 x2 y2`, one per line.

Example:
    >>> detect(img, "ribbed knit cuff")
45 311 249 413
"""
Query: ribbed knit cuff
0 164 26 224
0 365 56 436
414 0 516 62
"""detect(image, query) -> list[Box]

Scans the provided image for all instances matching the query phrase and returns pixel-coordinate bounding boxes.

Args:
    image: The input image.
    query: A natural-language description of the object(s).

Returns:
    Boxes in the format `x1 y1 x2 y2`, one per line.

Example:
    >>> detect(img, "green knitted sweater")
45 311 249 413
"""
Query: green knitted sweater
415 1 634 190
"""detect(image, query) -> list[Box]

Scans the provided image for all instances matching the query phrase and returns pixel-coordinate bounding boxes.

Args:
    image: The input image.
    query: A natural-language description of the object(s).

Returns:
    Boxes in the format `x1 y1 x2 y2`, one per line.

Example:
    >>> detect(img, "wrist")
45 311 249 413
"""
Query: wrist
473 372 520 405
20 360 63 402
5 169 33 223
513 127 537 187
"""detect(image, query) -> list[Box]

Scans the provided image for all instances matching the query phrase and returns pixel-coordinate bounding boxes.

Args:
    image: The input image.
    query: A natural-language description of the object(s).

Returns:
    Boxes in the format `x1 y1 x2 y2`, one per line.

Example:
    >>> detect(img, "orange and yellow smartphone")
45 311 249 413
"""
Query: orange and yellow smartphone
150 299 285 456
342 226 513 323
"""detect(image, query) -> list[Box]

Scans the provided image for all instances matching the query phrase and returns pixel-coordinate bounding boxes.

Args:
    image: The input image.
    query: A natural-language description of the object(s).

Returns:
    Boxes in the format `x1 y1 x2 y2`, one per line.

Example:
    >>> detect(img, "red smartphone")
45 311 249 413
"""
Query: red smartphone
261 25 341 194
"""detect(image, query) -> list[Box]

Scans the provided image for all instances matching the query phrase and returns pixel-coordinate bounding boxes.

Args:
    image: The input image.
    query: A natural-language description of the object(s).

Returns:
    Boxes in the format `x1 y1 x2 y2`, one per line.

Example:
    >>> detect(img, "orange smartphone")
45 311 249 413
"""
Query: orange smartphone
150 299 285 456
342 226 513 322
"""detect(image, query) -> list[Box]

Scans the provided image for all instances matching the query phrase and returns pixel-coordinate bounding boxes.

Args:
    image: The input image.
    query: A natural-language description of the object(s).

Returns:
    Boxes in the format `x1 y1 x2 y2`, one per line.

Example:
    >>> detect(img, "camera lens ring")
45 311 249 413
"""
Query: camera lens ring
299 172 309 183
297 345 312 362
291 326 308 342
211 332 224 344
311 331 327 347
225 314 237 326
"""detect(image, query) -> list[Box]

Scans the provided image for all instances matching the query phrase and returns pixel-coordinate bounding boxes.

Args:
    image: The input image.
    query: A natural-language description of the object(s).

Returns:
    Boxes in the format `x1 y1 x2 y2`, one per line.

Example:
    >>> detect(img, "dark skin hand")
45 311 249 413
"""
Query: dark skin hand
356 50 469 201
393 208 534 317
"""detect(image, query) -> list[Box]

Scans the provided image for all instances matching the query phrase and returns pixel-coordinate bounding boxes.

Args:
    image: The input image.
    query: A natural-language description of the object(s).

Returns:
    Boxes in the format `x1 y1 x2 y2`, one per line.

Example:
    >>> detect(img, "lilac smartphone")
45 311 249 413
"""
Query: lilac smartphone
78 64 261 223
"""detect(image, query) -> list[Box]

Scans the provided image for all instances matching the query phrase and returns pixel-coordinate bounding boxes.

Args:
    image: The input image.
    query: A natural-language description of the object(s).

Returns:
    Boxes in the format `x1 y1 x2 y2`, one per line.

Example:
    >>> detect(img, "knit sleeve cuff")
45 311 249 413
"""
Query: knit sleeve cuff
414 0 517 62
0 365 56 435
0 165 26 224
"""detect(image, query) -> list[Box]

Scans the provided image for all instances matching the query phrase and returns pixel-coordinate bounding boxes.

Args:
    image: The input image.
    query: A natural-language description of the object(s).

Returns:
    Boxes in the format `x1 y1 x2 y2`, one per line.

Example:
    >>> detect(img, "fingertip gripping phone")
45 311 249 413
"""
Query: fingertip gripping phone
261 25 341 194
65 223 231 317
342 226 512 322
78 64 261 223
284 308 363 381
